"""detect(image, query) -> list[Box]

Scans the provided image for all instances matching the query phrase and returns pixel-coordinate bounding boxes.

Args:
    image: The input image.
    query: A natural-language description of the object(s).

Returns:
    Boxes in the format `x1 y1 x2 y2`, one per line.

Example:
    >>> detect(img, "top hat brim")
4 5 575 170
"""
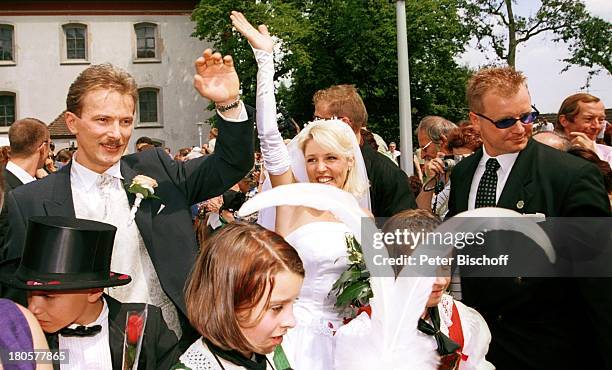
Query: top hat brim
0 258 132 291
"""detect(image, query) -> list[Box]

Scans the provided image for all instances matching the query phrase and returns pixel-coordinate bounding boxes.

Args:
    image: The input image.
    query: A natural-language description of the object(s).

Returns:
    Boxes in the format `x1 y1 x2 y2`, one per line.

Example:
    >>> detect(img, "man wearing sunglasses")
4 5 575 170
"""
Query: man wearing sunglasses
446 67 611 370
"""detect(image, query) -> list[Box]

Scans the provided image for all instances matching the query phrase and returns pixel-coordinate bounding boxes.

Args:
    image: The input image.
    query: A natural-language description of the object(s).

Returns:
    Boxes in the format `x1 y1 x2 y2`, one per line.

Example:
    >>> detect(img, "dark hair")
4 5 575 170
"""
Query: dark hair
185 223 304 353
56 148 73 163
447 125 483 152
567 147 612 193
8 118 49 157
66 63 137 117
136 136 154 146
382 209 441 275
0 146 10 165
408 175 423 198
137 143 155 152
360 128 378 151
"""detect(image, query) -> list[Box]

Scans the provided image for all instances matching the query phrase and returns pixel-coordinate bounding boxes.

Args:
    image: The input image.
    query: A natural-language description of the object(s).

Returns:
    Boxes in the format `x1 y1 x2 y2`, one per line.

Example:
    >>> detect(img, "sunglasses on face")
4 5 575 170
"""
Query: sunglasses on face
473 105 540 129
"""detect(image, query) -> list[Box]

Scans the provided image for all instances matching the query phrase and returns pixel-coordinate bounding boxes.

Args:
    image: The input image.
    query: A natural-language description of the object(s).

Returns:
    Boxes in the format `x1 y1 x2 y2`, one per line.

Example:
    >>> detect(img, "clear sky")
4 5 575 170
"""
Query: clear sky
459 0 611 114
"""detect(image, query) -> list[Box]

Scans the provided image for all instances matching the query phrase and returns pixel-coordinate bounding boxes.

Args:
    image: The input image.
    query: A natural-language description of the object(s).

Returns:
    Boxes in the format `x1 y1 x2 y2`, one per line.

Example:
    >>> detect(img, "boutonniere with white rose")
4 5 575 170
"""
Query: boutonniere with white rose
127 175 160 225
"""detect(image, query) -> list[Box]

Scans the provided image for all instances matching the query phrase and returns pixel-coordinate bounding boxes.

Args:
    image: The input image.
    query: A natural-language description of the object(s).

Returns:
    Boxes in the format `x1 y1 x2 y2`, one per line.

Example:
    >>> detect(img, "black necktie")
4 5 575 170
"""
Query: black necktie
59 324 102 337
417 306 460 356
475 158 500 208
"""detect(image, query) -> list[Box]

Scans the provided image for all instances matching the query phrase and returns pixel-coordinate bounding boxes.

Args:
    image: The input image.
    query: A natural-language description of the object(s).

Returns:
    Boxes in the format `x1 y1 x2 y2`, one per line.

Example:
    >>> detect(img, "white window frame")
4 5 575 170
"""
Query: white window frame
61 23 90 65
136 87 163 128
0 24 16 66
133 22 161 63
0 91 17 130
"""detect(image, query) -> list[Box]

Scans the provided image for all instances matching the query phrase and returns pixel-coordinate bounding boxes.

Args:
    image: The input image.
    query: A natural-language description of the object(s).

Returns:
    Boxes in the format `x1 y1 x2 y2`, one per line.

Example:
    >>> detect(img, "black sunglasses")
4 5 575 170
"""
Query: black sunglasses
473 105 539 129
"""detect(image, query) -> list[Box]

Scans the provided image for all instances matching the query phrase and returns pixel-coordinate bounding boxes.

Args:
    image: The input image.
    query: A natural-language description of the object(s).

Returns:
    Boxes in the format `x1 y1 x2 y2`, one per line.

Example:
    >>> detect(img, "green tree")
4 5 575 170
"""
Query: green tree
465 0 611 77
192 0 473 144
557 15 612 82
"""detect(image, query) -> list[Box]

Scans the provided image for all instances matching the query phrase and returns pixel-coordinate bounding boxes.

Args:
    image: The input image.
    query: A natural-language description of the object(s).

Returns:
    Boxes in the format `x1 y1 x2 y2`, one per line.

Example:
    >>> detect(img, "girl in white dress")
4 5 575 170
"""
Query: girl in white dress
175 223 304 370
231 11 371 370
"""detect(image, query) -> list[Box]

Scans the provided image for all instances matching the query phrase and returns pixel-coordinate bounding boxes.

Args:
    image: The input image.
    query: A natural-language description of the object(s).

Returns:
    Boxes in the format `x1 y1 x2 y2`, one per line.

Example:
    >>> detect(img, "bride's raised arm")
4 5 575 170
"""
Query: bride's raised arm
231 11 294 187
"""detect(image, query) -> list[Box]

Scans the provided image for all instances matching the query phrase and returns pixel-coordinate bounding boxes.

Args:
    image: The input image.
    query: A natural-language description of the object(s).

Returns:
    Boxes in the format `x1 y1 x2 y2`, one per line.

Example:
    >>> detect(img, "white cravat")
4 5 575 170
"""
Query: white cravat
59 298 112 370
70 155 182 338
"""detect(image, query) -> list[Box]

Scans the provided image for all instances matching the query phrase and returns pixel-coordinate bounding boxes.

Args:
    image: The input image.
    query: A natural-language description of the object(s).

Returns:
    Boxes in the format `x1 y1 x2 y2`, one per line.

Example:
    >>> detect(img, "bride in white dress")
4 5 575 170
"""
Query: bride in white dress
231 12 371 370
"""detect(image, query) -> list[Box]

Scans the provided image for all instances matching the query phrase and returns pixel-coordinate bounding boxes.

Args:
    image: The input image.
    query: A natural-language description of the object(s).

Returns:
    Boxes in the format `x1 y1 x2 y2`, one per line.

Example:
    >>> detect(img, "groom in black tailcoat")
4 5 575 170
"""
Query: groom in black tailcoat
447 66 611 370
4 50 253 341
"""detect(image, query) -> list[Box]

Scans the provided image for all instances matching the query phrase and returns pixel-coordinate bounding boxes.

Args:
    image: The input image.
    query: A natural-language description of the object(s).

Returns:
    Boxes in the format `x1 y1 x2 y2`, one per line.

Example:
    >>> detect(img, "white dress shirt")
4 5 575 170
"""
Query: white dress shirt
595 143 612 167
70 153 181 338
468 147 519 210
5 161 36 185
59 297 113 370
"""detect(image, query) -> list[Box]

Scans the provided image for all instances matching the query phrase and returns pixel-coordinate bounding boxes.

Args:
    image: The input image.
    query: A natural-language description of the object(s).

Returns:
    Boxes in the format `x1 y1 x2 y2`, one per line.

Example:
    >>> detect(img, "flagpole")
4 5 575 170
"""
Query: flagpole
396 0 413 175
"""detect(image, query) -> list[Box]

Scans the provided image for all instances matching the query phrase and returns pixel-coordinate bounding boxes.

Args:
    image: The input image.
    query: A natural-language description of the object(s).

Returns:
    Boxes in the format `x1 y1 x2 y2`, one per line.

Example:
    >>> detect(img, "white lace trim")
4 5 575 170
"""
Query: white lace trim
179 339 222 370
295 316 340 337
438 294 454 329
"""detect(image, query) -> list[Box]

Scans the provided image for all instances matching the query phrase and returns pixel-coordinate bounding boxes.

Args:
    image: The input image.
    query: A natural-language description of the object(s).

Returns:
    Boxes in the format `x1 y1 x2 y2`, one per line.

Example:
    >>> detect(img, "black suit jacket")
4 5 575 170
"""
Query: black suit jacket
5 113 254 319
447 139 612 370
0 168 24 262
46 295 180 370
360 143 416 217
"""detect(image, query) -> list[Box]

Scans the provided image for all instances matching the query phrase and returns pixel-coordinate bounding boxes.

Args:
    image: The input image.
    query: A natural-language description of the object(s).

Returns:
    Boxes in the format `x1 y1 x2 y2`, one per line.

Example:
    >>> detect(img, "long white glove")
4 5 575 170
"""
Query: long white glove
253 47 290 175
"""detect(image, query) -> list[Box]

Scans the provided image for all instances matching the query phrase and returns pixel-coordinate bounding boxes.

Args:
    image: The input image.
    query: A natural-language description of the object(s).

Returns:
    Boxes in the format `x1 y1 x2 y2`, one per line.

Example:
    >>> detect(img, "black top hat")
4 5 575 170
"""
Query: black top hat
0 216 131 291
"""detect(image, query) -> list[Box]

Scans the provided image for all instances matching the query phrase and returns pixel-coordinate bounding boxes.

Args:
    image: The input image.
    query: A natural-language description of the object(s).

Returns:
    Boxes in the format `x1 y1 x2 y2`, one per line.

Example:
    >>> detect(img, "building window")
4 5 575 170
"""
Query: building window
63 24 87 60
0 93 16 126
134 23 157 59
138 88 159 124
0 25 14 61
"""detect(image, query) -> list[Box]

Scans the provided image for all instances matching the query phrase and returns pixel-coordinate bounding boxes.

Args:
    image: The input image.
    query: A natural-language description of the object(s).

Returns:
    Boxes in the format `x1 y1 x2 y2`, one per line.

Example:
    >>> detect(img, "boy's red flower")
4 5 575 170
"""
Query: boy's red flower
126 314 144 344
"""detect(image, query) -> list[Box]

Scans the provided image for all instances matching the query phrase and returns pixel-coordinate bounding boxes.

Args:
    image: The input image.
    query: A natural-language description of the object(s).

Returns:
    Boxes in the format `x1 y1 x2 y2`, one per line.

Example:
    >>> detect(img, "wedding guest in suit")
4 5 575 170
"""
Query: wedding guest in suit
5 118 50 189
447 66 611 370
0 118 50 259
313 85 417 217
5 51 254 339
175 222 304 370
0 216 179 370
556 93 612 165
0 169 52 370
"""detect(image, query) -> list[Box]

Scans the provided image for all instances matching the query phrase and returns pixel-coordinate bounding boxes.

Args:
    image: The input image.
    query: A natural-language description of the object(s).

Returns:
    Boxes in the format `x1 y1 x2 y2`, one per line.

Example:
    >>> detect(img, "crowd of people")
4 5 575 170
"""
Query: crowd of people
0 10 610 370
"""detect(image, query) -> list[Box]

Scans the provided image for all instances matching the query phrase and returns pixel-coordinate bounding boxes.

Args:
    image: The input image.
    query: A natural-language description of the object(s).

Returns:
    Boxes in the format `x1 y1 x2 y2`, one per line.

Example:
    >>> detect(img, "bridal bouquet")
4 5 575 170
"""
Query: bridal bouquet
330 234 373 321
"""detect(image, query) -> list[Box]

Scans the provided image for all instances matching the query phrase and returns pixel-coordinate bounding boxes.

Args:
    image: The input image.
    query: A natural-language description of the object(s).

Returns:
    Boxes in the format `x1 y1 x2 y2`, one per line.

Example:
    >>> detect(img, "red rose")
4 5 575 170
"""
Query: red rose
126 314 144 345
357 304 372 318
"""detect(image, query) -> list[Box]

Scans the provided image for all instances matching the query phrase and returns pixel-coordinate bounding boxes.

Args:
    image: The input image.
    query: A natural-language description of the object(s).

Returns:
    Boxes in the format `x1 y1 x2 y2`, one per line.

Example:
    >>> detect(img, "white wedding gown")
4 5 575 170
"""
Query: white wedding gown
281 221 351 370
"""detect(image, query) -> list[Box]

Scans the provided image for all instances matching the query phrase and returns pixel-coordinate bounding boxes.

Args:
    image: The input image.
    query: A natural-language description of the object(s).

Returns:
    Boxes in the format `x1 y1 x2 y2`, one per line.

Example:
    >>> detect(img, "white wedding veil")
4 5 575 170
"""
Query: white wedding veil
257 119 371 230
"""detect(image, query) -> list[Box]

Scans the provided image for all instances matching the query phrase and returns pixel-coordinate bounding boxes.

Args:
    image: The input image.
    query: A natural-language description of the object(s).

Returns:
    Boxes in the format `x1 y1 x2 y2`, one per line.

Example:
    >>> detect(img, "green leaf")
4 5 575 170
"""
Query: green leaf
335 281 370 308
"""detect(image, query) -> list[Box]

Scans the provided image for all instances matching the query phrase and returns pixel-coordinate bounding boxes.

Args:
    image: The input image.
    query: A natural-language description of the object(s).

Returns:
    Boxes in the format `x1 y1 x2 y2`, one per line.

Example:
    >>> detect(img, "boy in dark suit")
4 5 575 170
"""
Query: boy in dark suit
0 216 179 369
